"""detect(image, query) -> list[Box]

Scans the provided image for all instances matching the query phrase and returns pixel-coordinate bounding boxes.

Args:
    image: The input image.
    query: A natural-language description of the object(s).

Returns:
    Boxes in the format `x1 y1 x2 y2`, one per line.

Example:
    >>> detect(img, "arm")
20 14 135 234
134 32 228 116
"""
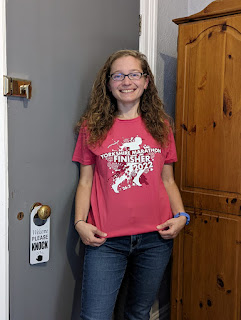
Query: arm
157 163 187 239
75 164 107 246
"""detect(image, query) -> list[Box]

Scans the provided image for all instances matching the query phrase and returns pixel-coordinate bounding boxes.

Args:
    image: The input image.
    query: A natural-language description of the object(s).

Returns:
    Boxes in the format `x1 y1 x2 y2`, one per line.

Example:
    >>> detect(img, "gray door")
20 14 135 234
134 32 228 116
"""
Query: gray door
7 1 139 319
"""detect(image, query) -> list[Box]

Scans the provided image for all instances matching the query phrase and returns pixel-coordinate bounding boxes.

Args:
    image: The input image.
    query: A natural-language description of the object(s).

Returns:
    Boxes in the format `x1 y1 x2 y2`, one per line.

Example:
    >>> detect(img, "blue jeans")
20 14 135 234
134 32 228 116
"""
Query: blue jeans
80 231 173 320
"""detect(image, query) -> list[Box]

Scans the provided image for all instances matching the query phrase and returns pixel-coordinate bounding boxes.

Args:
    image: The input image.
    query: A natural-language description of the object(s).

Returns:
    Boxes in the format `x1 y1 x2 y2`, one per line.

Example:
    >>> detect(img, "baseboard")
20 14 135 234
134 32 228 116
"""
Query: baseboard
150 303 170 320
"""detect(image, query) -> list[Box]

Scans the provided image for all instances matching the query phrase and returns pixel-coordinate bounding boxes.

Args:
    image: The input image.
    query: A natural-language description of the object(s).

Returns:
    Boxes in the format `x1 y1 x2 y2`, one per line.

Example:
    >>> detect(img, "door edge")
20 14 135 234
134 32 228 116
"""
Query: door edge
0 0 9 319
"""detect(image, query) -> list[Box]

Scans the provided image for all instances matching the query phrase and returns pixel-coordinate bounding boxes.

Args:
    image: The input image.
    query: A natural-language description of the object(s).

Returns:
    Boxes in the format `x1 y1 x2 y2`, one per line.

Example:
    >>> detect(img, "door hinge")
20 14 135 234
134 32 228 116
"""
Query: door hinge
139 14 142 36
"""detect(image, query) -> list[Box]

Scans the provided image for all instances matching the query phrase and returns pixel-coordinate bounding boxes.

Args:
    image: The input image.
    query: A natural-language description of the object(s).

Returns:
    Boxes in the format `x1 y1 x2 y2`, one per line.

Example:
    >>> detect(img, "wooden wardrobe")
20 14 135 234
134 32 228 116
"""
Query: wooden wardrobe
171 1 241 319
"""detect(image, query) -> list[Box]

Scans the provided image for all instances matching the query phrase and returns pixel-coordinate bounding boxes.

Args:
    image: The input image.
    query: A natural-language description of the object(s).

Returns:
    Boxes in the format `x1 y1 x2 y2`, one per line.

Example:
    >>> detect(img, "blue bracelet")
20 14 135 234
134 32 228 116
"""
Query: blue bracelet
174 212 190 225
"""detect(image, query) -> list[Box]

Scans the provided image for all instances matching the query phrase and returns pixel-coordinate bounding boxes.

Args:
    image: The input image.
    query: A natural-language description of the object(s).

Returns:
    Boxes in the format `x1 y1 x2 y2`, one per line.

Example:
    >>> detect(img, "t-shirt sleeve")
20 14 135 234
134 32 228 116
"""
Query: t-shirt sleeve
164 128 178 164
72 127 96 165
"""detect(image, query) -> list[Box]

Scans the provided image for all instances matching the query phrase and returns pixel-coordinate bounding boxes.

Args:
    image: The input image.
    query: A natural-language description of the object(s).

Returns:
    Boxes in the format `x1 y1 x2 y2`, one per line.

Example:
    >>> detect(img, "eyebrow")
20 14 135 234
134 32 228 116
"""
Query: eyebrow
111 69 143 74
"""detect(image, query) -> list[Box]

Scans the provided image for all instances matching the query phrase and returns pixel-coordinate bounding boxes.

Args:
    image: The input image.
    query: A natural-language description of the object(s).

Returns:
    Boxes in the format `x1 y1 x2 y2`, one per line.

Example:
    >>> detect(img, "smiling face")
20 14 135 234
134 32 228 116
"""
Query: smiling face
108 56 149 113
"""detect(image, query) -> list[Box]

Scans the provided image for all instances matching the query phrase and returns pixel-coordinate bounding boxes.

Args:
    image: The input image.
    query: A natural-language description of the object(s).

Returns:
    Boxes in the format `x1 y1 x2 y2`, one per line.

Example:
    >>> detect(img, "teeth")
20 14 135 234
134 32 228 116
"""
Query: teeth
121 90 134 93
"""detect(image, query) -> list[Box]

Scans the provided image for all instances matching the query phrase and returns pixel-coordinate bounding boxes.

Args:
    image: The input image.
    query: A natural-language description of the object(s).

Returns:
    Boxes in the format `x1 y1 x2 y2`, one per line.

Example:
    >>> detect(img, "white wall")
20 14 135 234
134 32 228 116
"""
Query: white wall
156 0 188 118
156 0 213 118
188 0 213 15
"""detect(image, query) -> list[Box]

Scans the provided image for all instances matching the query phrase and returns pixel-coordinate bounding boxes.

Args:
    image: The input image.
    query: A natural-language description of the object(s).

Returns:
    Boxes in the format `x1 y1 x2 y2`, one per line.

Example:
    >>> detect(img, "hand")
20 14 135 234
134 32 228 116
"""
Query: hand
157 216 187 239
75 221 107 247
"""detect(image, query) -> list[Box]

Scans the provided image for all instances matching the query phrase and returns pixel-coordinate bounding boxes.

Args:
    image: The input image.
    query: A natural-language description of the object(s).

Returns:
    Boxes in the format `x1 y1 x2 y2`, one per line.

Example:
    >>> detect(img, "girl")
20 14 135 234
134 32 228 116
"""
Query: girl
72 49 189 320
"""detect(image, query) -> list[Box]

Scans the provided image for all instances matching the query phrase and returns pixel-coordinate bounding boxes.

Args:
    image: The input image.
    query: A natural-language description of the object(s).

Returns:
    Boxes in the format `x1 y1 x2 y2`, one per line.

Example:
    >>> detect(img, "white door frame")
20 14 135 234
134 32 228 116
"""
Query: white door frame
0 1 157 318
139 0 158 80
0 0 9 318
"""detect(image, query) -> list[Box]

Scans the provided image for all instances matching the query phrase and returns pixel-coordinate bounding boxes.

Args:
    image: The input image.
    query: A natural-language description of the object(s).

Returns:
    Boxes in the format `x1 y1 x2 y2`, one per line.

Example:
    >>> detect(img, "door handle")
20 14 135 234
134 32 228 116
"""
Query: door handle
37 205 51 220
30 203 51 265
31 202 51 220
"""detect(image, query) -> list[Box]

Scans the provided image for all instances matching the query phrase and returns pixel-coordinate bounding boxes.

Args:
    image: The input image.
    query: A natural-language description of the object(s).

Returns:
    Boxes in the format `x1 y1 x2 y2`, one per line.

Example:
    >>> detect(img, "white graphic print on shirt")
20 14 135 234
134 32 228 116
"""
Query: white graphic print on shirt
100 136 162 193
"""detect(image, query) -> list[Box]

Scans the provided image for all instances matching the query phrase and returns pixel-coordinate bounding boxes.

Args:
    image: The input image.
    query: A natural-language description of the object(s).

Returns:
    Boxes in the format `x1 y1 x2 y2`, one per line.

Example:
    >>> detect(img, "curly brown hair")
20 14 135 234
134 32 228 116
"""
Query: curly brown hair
75 49 173 147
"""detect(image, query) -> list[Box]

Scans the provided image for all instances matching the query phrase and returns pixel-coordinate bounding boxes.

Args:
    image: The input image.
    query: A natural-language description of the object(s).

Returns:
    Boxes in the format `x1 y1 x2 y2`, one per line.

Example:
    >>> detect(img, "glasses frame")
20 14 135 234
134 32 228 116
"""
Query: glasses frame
109 72 147 81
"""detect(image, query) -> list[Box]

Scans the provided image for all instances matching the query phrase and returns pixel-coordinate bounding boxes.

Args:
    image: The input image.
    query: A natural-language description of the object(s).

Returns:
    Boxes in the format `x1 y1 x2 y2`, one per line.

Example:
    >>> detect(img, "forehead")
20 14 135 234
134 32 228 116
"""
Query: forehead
110 56 142 72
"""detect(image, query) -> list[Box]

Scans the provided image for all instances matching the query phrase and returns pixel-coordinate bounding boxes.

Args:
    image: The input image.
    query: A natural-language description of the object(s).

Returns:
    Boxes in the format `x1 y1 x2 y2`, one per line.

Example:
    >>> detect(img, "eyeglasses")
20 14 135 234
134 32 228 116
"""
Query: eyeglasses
109 72 147 81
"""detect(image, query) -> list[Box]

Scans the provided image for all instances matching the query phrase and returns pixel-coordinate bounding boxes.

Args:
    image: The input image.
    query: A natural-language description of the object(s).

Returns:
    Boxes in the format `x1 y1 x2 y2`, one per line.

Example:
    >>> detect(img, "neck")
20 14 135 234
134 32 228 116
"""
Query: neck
117 102 140 120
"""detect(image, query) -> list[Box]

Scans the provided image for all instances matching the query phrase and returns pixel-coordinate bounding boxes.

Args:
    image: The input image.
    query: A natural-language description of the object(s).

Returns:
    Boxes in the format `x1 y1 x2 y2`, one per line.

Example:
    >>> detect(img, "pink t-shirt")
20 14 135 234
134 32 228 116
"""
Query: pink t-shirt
72 116 177 238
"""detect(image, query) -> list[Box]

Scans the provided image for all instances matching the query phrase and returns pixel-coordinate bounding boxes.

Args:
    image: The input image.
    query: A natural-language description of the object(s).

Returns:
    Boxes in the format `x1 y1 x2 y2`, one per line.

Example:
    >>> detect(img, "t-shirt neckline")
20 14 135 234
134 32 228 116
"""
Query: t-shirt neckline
115 116 141 123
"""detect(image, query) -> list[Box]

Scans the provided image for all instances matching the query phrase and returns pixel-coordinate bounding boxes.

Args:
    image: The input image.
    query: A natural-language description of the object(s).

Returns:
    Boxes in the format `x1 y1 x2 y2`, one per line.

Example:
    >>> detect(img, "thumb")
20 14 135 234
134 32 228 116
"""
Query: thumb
94 228 107 238
157 220 170 230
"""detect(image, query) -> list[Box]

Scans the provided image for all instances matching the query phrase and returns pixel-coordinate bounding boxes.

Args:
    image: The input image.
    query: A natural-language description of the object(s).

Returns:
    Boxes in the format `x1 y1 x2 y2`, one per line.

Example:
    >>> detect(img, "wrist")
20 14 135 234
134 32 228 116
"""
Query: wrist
74 219 86 228
173 212 190 225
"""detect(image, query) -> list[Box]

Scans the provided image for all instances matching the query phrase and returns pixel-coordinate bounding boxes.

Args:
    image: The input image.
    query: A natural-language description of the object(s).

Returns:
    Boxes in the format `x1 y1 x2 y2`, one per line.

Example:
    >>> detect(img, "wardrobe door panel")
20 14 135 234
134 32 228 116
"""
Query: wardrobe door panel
172 211 241 320
183 212 241 320
175 15 241 215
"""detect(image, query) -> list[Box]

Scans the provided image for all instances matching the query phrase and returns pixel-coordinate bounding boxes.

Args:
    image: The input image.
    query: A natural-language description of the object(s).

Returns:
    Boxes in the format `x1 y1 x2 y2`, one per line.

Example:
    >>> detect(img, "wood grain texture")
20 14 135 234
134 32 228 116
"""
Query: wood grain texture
175 14 241 215
171 7 241 320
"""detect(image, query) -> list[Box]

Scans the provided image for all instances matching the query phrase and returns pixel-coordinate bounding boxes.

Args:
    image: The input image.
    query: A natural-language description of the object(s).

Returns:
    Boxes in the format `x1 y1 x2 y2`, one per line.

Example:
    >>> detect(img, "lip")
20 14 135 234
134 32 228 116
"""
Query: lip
119 89 136 93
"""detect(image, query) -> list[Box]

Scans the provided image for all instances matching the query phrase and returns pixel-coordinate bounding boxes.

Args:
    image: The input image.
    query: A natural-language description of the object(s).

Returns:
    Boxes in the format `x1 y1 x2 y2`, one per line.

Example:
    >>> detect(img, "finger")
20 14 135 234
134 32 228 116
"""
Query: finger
84 236 104 245
94 228 107 238
158 230 171 239
157 221 170 230
160 235 172 240
159 228 178 239
93 239 107 246
93 236 107 243
158 228 174 236
88 234 107 244
159 233 174 240
158 229 170 236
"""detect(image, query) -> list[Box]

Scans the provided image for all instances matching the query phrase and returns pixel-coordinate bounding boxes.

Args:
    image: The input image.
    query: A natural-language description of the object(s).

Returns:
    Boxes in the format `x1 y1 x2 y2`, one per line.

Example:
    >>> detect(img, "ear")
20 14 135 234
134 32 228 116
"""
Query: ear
144 75 149 90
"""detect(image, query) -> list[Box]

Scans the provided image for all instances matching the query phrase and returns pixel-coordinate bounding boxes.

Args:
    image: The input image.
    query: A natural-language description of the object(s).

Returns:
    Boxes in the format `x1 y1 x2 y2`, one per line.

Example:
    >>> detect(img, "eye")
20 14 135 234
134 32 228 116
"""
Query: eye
112 73 123 81
129 72 141 79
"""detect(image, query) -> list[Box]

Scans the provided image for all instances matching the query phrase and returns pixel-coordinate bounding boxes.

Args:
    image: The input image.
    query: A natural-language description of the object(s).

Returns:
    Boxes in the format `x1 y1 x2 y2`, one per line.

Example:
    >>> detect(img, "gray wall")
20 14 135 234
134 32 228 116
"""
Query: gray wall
156 0 188 119
156 0 213 119
7 1 139 319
